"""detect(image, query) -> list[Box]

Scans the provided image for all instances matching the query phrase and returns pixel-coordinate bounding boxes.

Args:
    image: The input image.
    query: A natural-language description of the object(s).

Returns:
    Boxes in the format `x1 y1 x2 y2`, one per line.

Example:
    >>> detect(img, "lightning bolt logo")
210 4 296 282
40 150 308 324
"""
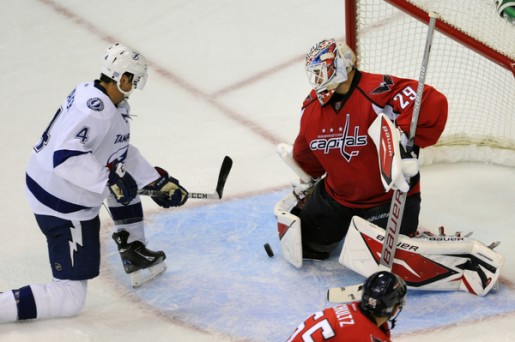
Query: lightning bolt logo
69 222 83 267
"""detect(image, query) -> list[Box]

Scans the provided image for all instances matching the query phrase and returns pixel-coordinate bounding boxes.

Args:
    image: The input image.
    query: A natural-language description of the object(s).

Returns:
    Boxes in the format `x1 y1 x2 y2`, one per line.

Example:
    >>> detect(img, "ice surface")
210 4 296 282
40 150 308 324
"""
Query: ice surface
0 1 514 341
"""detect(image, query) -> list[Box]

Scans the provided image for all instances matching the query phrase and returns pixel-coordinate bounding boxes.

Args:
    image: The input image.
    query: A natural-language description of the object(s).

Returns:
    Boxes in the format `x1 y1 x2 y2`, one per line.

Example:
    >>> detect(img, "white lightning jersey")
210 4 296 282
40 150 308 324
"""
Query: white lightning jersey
26 81 159 220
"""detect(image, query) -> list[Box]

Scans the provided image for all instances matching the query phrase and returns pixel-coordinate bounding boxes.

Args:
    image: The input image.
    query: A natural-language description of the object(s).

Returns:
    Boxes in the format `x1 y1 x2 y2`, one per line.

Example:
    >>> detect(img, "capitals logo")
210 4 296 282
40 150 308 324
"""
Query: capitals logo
309 114 367 161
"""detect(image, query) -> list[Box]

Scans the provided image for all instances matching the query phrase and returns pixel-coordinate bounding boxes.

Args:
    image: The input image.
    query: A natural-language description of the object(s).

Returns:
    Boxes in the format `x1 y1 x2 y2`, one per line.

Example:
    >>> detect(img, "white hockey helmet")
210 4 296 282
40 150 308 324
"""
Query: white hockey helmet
101 43 148 95
305 39 355 104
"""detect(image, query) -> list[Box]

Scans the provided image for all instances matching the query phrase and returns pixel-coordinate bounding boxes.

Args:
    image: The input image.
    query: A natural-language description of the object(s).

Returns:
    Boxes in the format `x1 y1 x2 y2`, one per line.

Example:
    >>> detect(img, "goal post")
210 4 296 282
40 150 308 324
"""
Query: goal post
345 0 515 166
384 0 514 75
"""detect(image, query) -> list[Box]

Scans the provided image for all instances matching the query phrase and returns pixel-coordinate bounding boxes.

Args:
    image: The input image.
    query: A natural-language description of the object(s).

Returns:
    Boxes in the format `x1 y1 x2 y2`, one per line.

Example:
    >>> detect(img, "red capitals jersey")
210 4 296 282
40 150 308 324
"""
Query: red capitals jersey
293 70 447 208
286 303 391 342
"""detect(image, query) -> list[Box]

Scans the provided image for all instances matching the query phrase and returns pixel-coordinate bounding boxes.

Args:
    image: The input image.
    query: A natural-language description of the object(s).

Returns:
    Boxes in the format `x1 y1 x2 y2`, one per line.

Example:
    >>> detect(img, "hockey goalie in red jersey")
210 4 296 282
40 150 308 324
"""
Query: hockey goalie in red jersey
274 38 448 265
287 271 407 342
275 38 503 296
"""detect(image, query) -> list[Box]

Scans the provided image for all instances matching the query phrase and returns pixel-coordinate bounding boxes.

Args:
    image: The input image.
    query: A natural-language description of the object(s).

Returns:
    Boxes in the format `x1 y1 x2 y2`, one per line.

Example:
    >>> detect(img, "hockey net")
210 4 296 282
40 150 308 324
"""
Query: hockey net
346 0 515 166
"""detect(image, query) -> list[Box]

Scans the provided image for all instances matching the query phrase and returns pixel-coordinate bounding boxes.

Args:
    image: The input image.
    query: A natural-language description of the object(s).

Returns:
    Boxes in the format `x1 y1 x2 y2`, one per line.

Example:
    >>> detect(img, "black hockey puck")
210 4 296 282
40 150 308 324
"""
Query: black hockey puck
264 243 274 257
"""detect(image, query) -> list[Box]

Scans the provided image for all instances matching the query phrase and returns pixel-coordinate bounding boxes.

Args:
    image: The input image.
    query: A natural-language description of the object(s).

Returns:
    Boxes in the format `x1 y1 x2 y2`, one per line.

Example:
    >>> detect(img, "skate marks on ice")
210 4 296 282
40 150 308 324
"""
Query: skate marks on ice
103 191 515 341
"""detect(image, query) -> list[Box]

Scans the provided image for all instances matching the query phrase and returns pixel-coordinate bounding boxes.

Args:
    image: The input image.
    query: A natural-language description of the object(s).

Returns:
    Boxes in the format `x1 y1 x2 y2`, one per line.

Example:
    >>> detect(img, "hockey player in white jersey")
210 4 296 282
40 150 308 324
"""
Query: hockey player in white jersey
0 43 188 322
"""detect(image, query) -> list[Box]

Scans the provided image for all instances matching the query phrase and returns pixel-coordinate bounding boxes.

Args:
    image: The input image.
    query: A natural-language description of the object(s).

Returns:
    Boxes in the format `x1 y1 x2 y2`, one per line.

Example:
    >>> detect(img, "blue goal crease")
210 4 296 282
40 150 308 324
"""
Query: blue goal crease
104 190 515 341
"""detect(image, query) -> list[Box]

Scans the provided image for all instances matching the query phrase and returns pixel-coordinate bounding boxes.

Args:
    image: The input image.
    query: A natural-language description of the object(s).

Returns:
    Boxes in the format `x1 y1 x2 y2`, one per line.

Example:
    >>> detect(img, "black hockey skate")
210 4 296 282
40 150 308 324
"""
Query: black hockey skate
112 230 167 287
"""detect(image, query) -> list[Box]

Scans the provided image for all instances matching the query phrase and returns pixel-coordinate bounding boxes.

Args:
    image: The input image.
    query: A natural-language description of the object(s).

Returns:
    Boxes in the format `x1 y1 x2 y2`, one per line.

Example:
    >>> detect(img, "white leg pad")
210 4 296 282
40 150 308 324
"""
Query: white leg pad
340 216 504 296
274 192 303 268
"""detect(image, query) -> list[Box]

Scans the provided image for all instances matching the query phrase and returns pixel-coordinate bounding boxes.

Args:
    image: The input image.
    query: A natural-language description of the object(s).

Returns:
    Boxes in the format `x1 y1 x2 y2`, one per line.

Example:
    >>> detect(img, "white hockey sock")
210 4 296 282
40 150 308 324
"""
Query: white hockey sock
115 220 146 244
30 279 88 319
0 291 17 322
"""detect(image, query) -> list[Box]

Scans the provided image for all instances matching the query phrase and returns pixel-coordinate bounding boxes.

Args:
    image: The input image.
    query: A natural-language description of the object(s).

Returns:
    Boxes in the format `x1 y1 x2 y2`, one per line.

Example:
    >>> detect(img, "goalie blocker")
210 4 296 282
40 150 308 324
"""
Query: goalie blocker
339 216 504 297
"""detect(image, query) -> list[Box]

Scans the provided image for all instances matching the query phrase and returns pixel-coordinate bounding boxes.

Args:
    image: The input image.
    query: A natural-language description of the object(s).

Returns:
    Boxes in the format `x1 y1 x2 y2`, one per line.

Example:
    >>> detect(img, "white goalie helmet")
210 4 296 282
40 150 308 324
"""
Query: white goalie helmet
305 39 356 104
101 43 148 96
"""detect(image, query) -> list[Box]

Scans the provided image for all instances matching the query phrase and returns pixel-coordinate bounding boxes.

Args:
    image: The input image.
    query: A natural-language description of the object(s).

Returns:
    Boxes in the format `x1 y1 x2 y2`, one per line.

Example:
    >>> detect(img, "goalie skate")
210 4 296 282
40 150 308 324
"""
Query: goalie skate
112 230 167 288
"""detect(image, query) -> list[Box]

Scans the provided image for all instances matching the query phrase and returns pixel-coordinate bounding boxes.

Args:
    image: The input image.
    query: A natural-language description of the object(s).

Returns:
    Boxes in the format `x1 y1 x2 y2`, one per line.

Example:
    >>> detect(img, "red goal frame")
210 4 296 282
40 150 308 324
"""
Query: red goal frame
345 0 515 76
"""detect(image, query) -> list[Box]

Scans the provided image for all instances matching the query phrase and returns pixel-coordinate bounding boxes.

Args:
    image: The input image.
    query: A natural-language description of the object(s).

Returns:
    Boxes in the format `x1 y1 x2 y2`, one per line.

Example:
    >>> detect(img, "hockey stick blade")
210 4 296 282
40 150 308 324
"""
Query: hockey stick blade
327 283 364 303
139 156 233 200
214 156 233 199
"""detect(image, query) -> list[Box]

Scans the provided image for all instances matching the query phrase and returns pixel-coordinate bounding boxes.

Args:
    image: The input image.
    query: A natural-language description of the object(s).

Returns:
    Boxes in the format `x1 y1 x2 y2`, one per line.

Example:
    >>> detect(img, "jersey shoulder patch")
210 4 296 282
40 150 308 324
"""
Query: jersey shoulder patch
369 74 394 94
87 97 105 111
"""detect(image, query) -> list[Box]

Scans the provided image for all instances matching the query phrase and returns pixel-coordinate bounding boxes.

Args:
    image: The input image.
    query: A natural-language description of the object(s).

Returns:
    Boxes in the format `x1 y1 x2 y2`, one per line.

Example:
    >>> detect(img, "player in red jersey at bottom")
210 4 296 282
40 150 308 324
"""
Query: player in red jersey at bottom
286 271 407 342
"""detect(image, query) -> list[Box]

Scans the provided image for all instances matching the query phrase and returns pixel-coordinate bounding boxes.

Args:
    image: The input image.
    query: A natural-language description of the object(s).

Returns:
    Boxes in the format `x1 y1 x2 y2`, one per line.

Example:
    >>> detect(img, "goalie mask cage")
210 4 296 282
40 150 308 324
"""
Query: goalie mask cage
346 0 515 166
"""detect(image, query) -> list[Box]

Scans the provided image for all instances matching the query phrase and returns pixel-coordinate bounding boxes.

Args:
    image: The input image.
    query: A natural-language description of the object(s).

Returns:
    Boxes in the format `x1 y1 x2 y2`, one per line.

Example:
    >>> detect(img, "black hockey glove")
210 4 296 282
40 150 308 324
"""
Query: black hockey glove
107 161 138 205
144 167 188 208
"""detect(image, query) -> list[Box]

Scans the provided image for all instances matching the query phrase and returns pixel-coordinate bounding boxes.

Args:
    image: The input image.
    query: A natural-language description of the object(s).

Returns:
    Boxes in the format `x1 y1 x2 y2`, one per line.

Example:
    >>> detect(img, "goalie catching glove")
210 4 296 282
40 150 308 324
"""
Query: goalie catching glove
108 160 138 205
144 167 188 208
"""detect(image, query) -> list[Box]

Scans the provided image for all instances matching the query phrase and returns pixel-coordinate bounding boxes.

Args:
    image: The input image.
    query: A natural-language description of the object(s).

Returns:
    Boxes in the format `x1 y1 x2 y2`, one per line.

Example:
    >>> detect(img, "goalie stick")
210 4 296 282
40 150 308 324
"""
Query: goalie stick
328 12 439 303
139 156 233 200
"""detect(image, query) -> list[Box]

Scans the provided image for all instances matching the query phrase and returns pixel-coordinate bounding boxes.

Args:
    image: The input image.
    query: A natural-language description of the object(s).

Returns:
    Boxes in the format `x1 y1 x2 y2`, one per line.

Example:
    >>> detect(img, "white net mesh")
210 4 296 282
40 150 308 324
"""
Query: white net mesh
350 0 515 165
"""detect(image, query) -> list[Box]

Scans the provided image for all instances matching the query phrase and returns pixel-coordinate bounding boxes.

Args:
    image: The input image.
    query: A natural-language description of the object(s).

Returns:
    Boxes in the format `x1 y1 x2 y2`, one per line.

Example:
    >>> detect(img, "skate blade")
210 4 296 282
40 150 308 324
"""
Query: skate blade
131 262 167 288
